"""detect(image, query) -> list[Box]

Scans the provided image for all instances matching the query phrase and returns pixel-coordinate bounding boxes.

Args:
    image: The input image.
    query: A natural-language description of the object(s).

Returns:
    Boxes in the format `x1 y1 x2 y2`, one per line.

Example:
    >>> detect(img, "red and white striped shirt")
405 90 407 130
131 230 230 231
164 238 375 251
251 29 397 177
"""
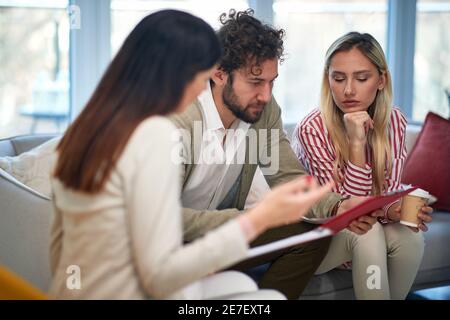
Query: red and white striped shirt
292 107 408 218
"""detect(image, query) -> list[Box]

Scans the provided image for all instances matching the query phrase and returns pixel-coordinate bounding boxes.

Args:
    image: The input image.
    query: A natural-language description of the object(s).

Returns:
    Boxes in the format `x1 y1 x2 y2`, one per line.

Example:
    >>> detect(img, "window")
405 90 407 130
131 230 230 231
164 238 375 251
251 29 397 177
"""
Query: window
272 0 388 124
111 0 249 56
2 0 446 140
413 0 450 122
0 0 70 138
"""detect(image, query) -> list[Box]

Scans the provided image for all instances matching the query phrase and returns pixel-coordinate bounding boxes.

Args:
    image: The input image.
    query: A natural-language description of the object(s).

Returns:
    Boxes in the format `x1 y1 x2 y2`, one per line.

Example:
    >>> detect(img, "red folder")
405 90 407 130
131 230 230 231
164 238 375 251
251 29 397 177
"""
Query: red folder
322 186 418 233
247 187 417 259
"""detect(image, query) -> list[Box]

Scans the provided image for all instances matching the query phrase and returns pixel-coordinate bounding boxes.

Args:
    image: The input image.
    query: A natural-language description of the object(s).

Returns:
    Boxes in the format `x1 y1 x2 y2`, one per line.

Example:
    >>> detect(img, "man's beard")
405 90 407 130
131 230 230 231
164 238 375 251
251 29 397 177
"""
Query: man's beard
222 81 266 124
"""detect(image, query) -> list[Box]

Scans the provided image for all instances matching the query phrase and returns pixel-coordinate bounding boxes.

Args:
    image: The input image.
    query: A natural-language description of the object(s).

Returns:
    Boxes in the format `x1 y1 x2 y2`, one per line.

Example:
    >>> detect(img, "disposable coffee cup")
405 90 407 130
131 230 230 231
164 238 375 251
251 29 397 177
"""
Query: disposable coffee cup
400 188 430 228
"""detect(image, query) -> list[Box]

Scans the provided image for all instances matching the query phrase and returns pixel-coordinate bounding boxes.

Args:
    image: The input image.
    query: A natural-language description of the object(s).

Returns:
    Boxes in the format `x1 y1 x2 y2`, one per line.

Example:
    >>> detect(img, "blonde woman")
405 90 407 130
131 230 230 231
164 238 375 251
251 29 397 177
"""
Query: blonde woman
292 32 433 300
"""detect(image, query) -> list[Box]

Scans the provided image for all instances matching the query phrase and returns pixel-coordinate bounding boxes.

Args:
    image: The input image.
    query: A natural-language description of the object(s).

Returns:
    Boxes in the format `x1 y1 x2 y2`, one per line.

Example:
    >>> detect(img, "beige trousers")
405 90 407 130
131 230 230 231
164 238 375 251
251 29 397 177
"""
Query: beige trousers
315 222 425 300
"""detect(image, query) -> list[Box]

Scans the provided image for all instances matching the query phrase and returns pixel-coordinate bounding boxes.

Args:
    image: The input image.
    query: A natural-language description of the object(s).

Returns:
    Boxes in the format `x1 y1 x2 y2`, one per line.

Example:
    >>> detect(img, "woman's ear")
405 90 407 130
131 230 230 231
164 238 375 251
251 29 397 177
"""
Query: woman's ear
378 71 386 91
210 67 228 87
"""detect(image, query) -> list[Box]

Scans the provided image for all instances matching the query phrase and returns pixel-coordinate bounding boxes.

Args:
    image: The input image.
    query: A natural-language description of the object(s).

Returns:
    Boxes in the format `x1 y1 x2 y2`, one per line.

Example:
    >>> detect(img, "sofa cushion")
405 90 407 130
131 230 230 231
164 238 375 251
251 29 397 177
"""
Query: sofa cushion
402 112 450 212
0 139 16 157
0 169 53 291
12 135 60 156
404 125 422 154
0 137 60 198
418 212 450 271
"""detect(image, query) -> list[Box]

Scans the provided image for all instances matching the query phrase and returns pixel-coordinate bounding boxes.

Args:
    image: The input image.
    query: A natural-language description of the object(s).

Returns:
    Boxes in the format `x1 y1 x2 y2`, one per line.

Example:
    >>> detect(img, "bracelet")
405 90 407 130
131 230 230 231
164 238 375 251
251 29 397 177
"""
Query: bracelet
380 200 400 224
332 195 350 216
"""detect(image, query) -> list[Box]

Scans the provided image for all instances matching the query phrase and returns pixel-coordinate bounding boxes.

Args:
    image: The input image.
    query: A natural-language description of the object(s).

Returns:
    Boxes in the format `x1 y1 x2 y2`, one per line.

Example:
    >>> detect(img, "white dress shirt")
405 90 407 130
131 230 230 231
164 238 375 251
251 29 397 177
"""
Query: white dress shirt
181 83 251 210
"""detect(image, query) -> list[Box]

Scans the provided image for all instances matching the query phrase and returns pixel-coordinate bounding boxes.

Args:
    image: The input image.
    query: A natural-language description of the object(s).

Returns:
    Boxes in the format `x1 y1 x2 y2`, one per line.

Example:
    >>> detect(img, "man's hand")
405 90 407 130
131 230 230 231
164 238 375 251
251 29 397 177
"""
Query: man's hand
336 196 368 215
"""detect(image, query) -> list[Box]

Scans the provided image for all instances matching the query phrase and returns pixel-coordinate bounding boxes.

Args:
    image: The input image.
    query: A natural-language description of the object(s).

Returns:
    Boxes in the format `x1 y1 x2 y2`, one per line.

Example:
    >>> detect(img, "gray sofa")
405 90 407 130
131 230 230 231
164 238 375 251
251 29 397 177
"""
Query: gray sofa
0 134 55 291
0 129 449 299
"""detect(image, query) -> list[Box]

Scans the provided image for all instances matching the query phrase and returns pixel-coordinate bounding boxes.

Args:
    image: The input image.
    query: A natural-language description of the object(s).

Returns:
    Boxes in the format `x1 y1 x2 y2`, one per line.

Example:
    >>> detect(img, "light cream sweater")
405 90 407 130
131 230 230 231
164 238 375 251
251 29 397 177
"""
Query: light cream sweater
49 116 249 299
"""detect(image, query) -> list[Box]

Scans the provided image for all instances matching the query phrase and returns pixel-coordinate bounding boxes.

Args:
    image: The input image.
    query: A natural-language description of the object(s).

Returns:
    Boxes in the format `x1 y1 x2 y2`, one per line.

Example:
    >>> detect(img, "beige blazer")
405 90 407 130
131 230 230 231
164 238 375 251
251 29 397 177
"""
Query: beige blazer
169 97 342 242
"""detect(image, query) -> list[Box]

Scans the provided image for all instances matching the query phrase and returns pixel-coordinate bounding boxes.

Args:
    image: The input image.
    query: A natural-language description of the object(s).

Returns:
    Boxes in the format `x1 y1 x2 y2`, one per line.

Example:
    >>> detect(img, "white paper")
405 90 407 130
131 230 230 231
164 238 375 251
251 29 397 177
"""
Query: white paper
247 227 334 258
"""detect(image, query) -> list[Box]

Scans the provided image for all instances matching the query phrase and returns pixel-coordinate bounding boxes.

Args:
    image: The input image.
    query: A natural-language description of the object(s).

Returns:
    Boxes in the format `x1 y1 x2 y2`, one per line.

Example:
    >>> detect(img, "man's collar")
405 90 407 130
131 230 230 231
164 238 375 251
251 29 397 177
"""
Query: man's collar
197 82 225 131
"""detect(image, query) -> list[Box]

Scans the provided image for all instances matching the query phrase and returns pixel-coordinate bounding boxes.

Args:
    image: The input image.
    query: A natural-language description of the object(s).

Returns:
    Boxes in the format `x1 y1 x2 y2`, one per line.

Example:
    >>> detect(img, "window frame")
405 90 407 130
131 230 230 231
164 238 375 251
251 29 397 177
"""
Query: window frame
69 0 111 119
67 0 445 125
250 0 421 124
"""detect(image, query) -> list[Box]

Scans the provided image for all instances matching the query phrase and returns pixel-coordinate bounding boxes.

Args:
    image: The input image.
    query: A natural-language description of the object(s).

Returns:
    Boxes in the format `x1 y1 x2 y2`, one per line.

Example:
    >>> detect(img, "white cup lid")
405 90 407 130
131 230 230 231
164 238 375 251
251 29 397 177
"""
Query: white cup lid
408 188 430 199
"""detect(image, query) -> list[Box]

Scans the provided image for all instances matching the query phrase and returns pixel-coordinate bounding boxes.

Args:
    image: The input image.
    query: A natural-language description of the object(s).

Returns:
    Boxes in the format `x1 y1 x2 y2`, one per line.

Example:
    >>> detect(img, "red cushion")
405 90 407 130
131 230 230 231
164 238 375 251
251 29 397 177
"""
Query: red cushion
402 112 450 212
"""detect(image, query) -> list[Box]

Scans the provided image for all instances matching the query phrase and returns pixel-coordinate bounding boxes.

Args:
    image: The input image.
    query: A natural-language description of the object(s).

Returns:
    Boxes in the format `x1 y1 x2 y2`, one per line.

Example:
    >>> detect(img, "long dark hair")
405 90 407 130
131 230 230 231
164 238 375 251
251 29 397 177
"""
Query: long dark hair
54 10 221 193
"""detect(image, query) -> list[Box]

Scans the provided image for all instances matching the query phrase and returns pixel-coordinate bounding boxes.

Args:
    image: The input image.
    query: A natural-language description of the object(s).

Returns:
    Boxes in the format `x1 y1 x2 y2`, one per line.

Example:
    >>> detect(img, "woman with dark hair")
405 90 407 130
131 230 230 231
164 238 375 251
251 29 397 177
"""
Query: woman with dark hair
49 10 333 299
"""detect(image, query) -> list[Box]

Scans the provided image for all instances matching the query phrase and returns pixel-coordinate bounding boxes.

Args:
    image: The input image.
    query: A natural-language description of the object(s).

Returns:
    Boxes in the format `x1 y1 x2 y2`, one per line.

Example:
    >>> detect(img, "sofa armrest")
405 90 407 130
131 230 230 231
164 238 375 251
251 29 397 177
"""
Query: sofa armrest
0 169 50 200
8 134 59 155
0 170 52 292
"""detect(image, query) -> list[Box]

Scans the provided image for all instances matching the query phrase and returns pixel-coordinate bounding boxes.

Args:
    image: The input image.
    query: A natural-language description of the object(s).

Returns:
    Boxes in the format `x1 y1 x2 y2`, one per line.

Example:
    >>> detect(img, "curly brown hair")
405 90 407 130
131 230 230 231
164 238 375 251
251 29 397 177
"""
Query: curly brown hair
217 9 285 76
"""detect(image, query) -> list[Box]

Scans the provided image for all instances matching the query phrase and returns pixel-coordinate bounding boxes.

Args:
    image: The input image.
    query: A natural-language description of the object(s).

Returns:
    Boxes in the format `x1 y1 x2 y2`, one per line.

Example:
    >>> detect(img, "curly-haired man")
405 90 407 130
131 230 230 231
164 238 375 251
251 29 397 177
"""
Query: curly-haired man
169 9 343 299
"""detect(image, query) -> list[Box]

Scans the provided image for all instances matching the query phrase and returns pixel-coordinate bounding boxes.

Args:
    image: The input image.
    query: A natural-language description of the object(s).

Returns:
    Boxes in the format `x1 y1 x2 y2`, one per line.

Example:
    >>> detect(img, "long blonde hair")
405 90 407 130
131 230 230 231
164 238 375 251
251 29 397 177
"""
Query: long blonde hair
320 32 393 195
